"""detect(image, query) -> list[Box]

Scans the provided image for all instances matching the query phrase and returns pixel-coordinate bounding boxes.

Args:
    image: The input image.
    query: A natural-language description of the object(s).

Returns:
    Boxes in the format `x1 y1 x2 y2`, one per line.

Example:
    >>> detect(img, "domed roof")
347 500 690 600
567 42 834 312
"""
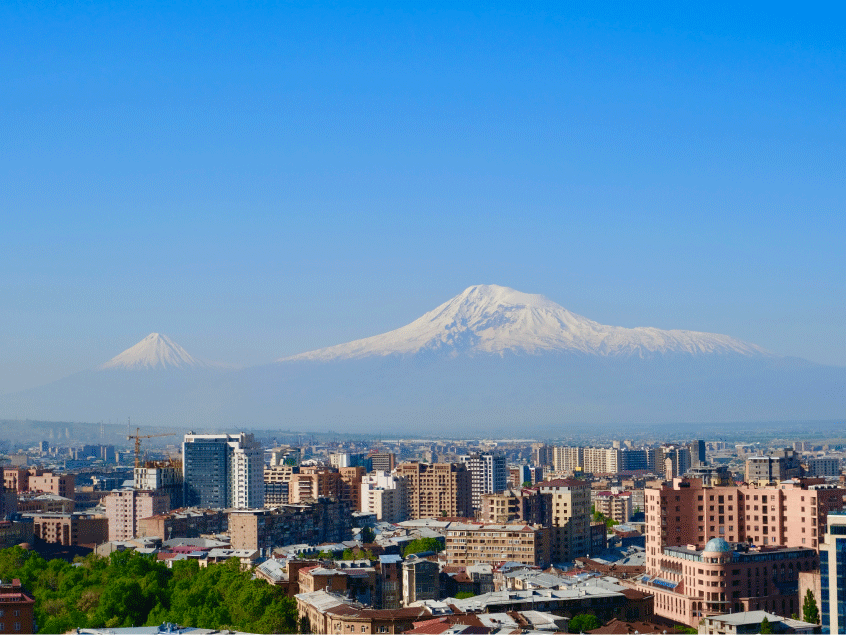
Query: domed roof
702 538 732 554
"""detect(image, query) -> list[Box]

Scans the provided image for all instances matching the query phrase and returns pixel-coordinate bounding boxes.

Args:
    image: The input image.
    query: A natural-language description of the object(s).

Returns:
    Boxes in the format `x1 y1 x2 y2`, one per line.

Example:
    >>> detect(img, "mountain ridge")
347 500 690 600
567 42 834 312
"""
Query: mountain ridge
279 284 773 362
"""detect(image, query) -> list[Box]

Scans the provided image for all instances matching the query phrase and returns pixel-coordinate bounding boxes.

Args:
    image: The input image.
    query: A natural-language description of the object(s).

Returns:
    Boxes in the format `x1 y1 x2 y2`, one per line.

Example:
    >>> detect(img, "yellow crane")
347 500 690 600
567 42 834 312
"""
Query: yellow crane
127 427 177 468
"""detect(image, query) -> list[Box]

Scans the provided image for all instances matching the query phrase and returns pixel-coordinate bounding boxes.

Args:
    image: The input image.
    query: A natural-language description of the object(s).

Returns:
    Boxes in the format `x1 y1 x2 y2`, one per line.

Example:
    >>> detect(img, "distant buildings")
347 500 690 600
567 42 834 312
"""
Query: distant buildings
444 523 551 567
360 471 408 523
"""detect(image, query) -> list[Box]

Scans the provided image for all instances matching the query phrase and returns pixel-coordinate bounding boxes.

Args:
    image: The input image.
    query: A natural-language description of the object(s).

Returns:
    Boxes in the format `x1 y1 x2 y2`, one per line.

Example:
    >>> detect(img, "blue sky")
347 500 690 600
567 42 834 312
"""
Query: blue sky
1 1 844 392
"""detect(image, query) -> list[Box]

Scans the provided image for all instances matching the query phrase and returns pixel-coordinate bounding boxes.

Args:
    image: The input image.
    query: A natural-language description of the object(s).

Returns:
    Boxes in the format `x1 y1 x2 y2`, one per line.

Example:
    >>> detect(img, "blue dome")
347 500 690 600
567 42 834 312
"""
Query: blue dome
703 538 732 553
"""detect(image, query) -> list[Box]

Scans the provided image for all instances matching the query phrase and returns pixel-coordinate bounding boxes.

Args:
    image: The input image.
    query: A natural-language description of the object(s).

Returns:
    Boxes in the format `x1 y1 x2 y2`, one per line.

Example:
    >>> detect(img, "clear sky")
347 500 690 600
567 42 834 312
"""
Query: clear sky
1 1 844 393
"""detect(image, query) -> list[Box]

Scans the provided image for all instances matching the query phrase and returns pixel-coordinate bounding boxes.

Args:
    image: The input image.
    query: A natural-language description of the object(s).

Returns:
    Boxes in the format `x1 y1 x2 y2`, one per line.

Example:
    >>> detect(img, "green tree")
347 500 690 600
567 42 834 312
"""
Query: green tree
569 613 602 632
403 537 444 557
521 481 532 487
759 616 773 634
802 589 820 624
454 591 475 599
360 526 376 543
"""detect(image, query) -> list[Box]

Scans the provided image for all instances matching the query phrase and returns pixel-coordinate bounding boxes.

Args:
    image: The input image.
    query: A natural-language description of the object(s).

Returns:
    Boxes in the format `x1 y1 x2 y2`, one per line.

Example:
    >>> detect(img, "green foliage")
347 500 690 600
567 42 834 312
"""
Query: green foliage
521 481 532 487
568 613 602 632
403 537 444 557
590 509 619 529
802 589 820 624
673 627 697 634
454 591 475 599
0 547 297 634
759 616 773 634
360 526 376 544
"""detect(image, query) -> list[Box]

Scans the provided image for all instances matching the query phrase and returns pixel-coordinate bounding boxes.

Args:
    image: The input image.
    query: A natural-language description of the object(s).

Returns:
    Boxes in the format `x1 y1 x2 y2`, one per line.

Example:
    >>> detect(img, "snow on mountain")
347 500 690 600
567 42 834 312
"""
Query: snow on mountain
98 333 213 370
280 284 773 362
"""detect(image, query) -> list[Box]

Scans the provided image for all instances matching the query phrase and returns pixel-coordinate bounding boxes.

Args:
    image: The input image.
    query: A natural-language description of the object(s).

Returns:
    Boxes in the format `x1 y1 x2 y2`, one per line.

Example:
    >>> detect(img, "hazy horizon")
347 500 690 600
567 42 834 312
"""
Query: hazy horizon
2 2 843 396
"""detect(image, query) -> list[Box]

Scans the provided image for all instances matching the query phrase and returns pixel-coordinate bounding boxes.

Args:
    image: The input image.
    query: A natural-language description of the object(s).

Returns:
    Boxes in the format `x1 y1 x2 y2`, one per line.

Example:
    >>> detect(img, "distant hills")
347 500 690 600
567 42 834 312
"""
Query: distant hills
1 285 842 433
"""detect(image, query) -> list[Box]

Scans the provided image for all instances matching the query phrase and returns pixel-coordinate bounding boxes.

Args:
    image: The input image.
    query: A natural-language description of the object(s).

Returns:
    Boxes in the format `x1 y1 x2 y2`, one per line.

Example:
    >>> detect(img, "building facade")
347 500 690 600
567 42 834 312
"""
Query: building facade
537 478 591 563
459 453 507 511
104 489 169 541
444 523 551 567
395 462 472 519
182 433 263 509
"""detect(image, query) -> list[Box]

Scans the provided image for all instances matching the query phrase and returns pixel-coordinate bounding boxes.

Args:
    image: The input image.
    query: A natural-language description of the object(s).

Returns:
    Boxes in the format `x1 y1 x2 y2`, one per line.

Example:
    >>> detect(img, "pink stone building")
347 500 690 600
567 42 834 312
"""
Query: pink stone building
633 538 818 627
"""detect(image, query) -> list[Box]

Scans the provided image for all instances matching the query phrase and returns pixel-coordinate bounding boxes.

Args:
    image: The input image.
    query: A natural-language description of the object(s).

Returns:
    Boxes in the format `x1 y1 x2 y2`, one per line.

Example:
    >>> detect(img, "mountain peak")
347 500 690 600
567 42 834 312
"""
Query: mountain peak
279 284 773 362
99 333 210 370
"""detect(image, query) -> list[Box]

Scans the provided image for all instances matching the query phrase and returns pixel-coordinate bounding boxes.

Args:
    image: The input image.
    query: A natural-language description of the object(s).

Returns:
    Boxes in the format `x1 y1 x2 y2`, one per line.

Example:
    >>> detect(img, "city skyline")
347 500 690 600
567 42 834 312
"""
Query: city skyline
1 2 843 396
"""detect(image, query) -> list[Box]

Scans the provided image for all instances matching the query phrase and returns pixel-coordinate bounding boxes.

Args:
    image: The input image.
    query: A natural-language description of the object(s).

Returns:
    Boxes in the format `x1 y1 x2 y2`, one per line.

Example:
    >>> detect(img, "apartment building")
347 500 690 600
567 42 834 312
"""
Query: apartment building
227 500 352 551
28 512 108 548
537 478 591 563
553 446 583 474
182 433 263 509
104 489 169 541
592 490 633 524
360 472 408 523
459 453 507 511
395 462 472 519
444 523 551 567
479 488 551 525
644 477 845 577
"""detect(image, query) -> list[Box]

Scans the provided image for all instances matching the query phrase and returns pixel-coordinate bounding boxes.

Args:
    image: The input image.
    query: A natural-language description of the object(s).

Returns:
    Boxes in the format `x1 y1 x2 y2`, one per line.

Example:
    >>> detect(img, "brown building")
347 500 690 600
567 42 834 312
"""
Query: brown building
395 462 472 519
28 512 108 548
0 579 35 635
445 523 551 567
340 466 365 511
289 466 342 503
0 520 34 550
136 507 229 540
536 478 592 563
296 590 431 635
15 493 75 514
228 500 352 551
479 488 552 525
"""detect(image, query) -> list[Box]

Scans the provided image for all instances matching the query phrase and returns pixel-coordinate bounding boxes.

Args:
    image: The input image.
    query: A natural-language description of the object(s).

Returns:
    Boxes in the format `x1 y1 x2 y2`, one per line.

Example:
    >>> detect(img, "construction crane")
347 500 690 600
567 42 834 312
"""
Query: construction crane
127 427 177 468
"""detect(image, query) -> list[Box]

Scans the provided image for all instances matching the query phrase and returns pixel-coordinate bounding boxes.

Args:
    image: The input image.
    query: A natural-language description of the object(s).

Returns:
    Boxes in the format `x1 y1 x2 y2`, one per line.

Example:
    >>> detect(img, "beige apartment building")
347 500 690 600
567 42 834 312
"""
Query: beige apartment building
104 489 170 541
445 523 551 567
395 462 472 519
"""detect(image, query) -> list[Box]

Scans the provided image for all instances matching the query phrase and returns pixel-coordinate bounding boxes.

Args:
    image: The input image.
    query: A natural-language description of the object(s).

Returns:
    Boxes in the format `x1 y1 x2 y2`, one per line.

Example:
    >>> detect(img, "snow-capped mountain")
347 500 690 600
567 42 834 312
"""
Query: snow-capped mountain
280 284 772 362
99 333 212 370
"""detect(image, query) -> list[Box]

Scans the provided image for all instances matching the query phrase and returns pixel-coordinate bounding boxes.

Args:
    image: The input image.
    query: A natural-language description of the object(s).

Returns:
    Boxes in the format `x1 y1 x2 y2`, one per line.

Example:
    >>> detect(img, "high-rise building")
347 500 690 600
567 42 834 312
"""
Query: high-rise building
368 452 396 473
532 444 554 469
459 453 507 510
807 458 840 478
537 478 591 563
134 464 183 510
395 462 472 519
820 511 846 633
553 446 583 473
644 477 845 576
104 489 169 540
183 433 263 509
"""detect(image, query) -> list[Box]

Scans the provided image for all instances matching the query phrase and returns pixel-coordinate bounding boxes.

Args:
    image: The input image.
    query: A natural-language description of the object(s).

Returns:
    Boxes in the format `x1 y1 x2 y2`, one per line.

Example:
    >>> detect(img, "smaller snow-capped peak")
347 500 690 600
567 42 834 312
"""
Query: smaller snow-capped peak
99 333 211 370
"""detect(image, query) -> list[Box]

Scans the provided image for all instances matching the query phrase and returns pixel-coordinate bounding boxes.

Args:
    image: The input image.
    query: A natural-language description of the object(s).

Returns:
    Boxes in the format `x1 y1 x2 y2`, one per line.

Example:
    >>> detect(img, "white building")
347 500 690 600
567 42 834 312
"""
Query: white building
460 453 507 511
360 471 407 523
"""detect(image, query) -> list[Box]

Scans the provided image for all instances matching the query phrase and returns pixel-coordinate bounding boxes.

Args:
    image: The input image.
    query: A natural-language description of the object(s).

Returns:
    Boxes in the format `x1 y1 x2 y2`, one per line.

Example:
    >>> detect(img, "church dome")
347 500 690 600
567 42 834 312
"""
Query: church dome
702 538 732 554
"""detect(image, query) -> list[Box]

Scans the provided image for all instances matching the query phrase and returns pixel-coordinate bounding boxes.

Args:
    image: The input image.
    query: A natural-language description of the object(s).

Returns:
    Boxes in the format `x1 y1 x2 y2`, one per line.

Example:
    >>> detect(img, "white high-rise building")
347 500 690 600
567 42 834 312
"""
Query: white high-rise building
360 471 408 523
183 433 264 509
460 453 507 511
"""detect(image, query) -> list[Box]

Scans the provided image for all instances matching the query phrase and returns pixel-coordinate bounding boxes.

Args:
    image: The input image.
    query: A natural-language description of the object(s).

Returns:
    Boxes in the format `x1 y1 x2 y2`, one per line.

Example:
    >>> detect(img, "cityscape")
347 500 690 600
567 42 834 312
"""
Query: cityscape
1 429 845 633
2 2 843 635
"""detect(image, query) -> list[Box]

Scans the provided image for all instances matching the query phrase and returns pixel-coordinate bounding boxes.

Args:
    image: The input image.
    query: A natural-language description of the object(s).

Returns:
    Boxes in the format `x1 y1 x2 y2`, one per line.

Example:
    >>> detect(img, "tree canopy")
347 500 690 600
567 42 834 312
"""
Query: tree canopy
568 613 602 632
802 589 819 624
403 537 444 557
0 546 297 634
